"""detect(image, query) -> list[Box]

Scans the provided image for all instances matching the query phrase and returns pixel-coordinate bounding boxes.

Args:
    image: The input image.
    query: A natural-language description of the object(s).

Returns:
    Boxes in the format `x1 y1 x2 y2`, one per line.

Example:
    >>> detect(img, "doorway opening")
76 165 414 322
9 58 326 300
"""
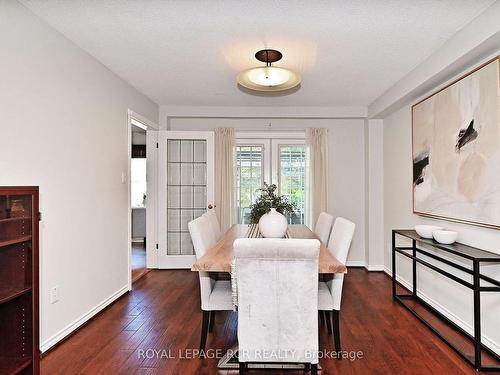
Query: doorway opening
130 118 149 283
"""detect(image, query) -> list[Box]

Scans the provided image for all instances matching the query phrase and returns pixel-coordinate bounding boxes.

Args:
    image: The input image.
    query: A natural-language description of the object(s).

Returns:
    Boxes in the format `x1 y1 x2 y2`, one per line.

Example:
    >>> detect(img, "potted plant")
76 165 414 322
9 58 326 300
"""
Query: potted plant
249 183 296 238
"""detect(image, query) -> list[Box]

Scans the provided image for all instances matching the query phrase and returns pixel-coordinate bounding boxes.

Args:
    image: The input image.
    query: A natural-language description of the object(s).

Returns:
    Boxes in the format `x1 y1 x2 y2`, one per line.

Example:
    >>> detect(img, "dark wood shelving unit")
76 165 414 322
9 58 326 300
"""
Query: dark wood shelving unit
0 187 39 375
392 229 500 372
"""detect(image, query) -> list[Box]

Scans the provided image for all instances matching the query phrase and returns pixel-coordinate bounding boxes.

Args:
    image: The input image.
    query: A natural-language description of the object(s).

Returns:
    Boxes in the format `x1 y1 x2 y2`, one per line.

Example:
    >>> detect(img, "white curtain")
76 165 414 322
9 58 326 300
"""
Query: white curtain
214 128 235 232
306 128 329 227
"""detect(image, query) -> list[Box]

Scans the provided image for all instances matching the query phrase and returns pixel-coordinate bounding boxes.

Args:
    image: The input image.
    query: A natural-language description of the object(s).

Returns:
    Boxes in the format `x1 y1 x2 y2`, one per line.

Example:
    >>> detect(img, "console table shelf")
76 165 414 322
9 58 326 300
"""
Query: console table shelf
392 230 500 372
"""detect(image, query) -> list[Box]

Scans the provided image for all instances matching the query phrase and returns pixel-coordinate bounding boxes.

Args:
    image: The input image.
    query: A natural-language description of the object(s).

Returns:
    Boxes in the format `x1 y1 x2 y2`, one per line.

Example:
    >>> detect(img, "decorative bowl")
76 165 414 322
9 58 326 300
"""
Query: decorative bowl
432 230 458 245
415 225 443 239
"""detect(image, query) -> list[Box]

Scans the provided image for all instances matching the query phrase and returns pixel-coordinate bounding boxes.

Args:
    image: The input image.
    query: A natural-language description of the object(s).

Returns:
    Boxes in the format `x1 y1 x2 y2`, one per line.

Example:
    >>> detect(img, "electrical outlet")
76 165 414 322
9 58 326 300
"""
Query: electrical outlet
50 286 59 304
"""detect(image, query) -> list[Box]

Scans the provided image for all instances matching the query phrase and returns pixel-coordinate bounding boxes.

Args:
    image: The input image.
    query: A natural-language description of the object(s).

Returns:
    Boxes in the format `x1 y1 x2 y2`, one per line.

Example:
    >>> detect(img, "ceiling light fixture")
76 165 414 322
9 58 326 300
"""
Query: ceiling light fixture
237 49 301 92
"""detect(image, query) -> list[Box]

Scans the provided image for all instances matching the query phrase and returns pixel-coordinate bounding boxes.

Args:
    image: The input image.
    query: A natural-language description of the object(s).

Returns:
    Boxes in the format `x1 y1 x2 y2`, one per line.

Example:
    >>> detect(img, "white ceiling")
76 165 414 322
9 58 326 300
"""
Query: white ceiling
21 0 495 107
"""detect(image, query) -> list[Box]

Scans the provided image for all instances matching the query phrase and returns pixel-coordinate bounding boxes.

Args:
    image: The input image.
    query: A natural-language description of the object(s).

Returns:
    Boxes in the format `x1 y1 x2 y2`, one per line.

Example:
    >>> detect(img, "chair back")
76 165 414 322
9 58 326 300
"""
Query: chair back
327 217 355 264
188 215 217 310
234 238 320 364
314 212 334 244
326 217 355 310
203 210 222 241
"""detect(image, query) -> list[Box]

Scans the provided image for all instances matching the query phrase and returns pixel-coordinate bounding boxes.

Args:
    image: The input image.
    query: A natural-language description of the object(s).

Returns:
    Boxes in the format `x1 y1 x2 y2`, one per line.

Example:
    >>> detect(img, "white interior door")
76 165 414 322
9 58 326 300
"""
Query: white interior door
157 131 214 268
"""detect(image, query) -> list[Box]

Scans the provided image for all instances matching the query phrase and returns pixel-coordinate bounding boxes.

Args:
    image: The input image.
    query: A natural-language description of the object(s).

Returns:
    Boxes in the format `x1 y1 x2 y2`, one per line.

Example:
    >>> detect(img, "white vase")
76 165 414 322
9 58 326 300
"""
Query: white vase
258 208 288 238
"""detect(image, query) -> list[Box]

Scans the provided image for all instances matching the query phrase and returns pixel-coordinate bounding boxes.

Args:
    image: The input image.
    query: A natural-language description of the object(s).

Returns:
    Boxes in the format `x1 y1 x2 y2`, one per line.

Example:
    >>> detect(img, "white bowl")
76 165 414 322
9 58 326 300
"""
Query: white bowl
415 225 443 239
432 230 458 245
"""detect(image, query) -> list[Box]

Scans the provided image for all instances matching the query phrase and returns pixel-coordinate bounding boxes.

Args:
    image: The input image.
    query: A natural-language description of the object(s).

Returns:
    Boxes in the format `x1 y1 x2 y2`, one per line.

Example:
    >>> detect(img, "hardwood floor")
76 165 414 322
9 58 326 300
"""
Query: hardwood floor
131 244 148 283
41 269 498 374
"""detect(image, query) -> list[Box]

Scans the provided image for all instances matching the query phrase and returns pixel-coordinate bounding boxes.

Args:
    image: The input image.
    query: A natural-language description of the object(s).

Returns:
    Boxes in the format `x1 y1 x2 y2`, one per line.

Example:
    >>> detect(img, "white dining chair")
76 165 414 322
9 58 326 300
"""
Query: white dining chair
314 212 334 244
203 209 222 241
188 215 232 352
234 238 320 374
318 217 355 354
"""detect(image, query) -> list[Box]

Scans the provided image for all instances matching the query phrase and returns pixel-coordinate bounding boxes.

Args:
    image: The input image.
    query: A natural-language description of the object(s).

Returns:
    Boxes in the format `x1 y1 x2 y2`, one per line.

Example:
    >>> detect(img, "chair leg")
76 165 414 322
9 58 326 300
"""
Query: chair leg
199 310 210 352
239 362 247 373
208 311 215 332
311 363 318 375
332 309 341 355
325 310 333 334
319 310 325 326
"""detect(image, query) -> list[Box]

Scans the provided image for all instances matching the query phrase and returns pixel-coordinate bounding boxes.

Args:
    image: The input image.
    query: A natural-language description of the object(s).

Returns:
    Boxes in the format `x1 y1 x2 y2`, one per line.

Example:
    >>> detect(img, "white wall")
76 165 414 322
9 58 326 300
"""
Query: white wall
383 104 500 354
369 0 500 118
366 120 385 270
165 116 367 265
0 1 158 352
376 2 500 352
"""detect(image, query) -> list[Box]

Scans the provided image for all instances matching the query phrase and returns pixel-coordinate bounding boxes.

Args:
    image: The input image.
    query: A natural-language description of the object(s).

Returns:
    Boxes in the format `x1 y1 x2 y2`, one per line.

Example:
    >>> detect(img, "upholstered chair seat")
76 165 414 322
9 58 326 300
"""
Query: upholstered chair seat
188 215 232 352
207 280 233 310
318 281 334 310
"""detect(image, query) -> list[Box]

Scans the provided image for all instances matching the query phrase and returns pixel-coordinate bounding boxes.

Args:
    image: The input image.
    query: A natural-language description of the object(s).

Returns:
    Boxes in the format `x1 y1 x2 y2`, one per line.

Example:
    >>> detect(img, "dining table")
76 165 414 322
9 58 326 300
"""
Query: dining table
191 224 347 274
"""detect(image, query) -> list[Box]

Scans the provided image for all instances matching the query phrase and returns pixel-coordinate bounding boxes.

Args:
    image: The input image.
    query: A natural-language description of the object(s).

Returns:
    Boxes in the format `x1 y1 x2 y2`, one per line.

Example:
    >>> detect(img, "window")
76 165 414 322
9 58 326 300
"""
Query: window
235 145 264 224
233 136 308 226
131 158 147 208
278 145 306 224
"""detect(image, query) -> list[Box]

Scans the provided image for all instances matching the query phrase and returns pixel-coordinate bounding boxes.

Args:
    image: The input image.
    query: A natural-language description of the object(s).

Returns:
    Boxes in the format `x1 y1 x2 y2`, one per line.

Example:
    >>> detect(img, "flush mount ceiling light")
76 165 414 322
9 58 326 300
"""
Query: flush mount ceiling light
237 49 301 92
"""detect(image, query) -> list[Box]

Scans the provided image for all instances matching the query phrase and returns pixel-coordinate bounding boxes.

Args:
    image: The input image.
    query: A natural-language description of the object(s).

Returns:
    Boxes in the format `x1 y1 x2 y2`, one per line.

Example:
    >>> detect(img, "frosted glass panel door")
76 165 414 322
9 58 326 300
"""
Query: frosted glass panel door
158 131 214 268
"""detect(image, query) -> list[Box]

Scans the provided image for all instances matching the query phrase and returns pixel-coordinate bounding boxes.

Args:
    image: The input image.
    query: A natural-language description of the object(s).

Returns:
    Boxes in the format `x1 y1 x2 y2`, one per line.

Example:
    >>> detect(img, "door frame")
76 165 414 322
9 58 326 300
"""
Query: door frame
157 130 215 269
127 110 158 290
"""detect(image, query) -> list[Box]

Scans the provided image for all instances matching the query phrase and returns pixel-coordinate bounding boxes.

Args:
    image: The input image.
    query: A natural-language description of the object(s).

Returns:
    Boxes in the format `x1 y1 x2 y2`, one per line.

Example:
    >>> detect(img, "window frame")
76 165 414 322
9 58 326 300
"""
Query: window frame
233 133 309 226
271 139 308 225
234 139 271 224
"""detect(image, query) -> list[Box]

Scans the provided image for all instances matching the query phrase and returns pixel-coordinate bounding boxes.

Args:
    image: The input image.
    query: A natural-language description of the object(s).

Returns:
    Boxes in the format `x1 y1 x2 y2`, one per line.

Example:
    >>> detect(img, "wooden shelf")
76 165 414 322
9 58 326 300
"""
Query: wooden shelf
0 235 32 249
0 287 32 306
0 357 32 375
0 217 31 224
0 186 39 374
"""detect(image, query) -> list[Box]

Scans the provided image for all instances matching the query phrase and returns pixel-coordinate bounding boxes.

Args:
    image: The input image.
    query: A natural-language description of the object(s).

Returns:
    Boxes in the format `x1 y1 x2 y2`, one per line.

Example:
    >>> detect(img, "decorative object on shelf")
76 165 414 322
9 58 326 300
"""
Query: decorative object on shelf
237 49 301 92
249 183 296 224
432 230 458 244
412 56 500 229
10 198 27 218
258 208 288 238
414 224 443 239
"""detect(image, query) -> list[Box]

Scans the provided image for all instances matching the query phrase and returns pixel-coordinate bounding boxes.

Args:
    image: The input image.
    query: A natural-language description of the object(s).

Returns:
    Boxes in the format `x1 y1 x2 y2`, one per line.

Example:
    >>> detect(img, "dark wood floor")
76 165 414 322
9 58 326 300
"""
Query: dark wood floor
131 244 148 283
41 268 497 374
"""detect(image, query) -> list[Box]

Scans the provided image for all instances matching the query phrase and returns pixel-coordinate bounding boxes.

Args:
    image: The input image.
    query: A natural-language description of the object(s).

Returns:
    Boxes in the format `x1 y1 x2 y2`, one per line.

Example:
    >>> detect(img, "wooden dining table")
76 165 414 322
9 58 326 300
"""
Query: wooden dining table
191 224 347 274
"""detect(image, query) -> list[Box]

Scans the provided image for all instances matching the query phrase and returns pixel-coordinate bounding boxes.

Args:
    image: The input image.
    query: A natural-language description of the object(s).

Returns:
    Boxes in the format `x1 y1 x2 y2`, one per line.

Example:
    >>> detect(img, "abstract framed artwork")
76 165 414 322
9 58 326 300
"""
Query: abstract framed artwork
412 56 500 229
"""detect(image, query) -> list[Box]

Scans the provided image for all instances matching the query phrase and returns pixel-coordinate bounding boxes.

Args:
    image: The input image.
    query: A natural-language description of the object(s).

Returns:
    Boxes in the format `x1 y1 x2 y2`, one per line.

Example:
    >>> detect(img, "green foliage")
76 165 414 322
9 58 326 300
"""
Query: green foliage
249 182 297 224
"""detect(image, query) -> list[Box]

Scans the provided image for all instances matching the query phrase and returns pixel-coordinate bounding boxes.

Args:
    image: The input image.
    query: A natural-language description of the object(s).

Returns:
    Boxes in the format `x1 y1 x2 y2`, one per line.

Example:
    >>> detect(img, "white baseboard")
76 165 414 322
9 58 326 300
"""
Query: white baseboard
346 261 385 271
40 285 129 353
384 267 500 356
366 264 385 271
346 260 365 267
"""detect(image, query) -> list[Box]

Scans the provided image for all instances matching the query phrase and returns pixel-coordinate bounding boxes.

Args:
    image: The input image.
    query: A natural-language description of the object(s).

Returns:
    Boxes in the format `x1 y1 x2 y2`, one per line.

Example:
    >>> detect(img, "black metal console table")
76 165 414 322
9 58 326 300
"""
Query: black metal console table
392 230 500 371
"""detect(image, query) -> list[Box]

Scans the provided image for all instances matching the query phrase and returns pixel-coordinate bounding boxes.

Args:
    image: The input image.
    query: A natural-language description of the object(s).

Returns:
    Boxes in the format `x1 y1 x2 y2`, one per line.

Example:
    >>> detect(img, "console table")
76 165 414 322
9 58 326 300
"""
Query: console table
392 230 500 372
